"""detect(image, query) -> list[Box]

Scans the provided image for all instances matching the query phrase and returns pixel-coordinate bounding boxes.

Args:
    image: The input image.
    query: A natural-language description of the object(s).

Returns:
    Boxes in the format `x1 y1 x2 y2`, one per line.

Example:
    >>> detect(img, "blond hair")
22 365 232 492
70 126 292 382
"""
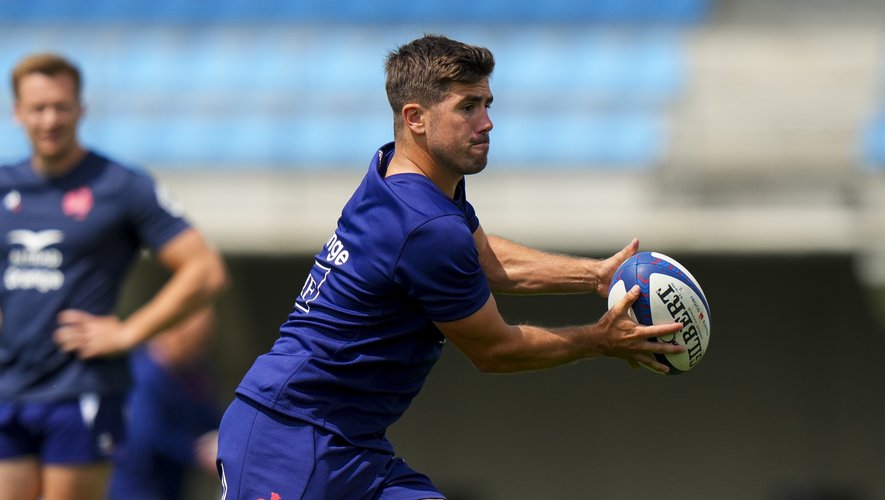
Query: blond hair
11 53 82 101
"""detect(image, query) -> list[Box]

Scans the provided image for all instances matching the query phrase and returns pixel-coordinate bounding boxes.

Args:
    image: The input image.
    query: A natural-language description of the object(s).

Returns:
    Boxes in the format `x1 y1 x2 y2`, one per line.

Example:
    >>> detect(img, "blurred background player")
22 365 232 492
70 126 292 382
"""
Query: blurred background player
216 34 684 499
0 53 228 500
109 306 222 500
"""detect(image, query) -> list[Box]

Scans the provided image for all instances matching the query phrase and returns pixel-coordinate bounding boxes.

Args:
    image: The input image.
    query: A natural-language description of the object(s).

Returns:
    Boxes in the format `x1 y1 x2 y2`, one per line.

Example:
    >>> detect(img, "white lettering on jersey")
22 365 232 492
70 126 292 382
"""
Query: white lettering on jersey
154 183 185 218
4 229 65 292
296 261 332 313
324 233 349 266
3 267 64 292
8 229 63 252
295 232 350 313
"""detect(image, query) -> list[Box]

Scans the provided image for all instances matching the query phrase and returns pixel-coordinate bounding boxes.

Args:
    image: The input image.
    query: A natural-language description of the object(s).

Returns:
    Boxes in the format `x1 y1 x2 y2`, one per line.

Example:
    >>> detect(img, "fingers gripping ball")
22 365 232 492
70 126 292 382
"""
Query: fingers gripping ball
607 252 711 374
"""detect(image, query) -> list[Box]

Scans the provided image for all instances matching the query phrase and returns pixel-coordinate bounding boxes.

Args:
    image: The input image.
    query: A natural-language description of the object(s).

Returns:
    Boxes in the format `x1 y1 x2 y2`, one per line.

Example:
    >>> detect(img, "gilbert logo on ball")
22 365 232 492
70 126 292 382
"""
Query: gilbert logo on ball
607 252 711 375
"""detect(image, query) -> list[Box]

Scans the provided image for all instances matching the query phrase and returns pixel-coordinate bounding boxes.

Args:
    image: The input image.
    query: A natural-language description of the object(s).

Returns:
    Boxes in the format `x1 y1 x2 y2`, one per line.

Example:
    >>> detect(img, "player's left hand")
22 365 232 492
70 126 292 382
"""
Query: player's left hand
53 309 137 359
594 238 639 298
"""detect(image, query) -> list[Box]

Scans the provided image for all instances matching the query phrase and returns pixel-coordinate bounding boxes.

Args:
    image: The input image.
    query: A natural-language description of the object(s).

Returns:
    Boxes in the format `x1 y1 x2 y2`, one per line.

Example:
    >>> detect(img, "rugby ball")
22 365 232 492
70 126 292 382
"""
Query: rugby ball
607 252 711 375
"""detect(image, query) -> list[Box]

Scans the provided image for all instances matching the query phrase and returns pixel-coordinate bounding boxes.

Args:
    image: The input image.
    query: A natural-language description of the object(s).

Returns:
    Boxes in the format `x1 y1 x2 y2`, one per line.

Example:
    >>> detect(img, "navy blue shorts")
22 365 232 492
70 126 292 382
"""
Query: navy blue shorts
0 393 126 464
217 397 445 500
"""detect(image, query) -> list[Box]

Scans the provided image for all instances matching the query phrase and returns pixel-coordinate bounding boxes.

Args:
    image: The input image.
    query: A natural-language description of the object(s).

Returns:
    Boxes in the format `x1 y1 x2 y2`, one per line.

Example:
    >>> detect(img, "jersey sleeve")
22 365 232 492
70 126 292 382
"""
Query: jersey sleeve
124 171 191 251
455 178 480 233
461 198 480 233
394 215 490 322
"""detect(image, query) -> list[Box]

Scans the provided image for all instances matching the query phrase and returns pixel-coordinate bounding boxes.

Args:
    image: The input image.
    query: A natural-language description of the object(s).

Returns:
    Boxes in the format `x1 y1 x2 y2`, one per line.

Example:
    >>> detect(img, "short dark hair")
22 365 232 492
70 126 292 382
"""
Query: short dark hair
385 34 495 130
11 53 82 101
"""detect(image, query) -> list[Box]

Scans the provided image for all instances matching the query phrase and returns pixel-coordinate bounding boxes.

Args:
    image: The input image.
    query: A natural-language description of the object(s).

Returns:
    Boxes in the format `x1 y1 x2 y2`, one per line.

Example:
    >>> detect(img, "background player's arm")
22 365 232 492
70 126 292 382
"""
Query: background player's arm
54 228 229 359
474 225 637 296
147 304 215 369
124 228 228 350
435 285 683 374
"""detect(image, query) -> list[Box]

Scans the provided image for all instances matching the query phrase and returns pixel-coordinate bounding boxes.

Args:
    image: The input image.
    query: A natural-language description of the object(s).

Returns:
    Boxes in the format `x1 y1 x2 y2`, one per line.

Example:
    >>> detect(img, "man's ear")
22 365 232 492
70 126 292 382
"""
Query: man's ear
402 103 426 135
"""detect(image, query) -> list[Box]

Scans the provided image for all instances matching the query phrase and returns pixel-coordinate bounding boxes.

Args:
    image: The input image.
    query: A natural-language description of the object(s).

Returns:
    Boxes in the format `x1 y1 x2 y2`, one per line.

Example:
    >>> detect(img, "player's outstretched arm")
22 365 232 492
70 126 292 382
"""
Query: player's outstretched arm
435 284 684 374
474 224 637 297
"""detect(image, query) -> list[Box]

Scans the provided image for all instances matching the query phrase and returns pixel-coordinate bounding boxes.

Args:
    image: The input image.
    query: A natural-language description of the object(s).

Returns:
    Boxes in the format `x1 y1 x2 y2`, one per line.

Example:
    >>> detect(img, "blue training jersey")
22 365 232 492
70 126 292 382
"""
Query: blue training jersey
0 151 190 402
236 142 491 452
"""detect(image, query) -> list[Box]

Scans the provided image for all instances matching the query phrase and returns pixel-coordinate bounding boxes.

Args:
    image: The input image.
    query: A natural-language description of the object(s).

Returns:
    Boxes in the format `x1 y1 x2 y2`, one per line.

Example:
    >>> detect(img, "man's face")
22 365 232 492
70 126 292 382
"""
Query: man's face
14 72 83 166
425 79 493 176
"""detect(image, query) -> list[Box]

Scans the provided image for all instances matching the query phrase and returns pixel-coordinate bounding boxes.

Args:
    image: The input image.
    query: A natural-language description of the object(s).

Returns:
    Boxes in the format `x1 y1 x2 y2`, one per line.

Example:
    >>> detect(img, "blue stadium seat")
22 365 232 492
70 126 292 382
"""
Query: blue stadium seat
0 2 698 170
860 55 885 169
491 111 665 167
81 116 167 165
0 121 30 165
301 31 388 92
492 29 684 105
863 114 885 169
0 0 709 24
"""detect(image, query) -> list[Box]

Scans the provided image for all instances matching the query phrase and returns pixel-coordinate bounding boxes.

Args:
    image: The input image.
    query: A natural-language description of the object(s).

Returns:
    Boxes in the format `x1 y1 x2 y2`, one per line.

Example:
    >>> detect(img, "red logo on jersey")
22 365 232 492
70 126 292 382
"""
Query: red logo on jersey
62 187 94 221
258 493 281 500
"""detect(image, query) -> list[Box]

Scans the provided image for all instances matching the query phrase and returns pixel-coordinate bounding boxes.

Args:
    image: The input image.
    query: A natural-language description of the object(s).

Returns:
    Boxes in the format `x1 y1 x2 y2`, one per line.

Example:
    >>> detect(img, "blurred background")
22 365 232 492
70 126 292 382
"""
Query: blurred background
2 0 885 498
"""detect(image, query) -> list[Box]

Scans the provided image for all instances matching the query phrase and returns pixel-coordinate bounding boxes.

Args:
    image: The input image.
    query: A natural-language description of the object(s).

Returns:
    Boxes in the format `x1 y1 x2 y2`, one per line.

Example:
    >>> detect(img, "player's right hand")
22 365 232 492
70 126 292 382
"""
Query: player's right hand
594 284 684 373
53 309 137 359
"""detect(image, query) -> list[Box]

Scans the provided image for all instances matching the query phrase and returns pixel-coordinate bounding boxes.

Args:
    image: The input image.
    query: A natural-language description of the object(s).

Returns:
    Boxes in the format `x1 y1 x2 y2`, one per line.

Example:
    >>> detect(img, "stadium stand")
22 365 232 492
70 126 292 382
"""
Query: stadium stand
0 0 706 169
0 0 709 25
